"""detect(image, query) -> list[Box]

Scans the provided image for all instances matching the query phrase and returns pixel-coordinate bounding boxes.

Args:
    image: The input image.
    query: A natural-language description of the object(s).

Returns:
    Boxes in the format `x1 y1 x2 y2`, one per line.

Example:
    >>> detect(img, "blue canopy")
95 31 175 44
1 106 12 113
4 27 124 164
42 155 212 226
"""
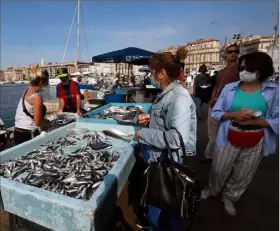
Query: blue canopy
92 47 155 63
128 57 150 66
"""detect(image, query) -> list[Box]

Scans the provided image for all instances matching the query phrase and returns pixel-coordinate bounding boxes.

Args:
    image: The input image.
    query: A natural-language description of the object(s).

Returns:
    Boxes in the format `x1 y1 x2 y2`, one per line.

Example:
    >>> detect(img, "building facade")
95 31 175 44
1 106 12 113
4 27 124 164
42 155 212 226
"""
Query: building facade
238 35 274 55
0 70 4 81
160 45 181 54
266 39 279 72
184 38 221 71
3 67 25 82
40 62 78 79
222 35 275 56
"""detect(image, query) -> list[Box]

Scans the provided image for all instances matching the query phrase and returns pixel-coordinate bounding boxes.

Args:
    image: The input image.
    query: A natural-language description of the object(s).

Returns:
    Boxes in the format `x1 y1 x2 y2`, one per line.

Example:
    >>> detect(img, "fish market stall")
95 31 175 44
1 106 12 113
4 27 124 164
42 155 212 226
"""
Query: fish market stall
79 103 152 125
0 122 138 231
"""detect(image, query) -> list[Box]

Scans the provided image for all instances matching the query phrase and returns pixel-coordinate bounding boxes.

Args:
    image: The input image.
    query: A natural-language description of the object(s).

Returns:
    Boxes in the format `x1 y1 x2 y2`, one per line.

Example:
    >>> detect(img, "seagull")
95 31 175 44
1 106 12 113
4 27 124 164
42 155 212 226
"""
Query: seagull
211 21 217 24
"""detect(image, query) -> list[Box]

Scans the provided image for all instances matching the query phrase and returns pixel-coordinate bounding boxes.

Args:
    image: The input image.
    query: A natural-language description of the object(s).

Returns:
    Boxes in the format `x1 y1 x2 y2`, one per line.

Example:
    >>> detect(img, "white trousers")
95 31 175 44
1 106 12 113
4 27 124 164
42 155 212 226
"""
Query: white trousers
204 107 220 159
208 139 263 201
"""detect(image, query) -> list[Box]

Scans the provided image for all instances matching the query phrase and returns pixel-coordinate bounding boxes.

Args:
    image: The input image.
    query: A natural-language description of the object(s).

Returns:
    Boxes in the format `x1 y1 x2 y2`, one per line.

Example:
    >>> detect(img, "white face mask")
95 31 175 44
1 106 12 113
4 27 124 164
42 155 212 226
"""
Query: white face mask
239 70 257 82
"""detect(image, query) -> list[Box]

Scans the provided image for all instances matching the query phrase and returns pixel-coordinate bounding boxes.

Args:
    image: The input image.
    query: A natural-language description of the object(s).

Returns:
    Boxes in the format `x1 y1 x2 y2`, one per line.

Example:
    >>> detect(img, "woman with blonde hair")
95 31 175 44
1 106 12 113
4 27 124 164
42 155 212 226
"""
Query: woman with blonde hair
14 65 49 145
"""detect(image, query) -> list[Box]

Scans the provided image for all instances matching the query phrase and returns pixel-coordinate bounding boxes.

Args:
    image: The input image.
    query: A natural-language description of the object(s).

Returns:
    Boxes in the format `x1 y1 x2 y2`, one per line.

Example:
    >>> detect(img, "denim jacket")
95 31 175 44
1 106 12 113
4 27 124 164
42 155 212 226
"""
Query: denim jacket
212 81 279 156
138 82 197 161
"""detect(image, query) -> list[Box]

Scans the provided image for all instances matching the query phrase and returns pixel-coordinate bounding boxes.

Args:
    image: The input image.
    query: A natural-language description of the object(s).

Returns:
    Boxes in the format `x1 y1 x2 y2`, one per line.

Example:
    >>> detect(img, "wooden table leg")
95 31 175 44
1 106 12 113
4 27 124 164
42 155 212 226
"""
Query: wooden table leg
8 213 21 231
9 213 16 231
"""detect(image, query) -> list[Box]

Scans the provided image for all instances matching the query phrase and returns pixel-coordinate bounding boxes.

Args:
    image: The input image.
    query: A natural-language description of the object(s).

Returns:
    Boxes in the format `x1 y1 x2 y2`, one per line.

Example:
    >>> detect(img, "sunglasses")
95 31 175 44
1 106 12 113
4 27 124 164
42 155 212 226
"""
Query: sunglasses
227 50 240 54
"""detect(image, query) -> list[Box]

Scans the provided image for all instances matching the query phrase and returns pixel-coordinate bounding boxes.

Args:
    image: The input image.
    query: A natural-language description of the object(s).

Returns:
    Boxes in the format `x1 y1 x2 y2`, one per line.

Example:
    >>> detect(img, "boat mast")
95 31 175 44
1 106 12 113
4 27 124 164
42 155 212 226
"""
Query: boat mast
77 0 81 61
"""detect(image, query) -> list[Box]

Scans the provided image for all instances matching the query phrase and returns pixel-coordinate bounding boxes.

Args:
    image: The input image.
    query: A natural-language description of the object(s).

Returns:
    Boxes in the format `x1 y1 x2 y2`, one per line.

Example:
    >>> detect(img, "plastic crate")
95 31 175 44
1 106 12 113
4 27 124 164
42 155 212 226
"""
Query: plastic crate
113 88 128 95
104 94 125 104
78 103 152 125
0 122 137 231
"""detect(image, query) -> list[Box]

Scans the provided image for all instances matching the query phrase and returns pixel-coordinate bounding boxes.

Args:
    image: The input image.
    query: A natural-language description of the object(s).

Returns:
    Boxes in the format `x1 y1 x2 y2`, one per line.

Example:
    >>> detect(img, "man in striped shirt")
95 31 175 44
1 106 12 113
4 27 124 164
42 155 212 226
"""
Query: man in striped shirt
56 68 82 116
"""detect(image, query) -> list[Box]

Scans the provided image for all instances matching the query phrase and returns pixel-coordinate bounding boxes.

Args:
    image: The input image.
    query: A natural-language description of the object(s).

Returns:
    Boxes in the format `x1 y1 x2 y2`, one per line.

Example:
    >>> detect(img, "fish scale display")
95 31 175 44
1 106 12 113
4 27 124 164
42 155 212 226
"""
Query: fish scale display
0 131 121 200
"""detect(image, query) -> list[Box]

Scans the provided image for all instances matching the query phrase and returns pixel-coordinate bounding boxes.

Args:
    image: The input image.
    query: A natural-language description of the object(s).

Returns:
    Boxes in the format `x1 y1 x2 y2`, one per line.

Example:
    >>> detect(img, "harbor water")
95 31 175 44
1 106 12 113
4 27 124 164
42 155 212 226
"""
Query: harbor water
0 84 57 128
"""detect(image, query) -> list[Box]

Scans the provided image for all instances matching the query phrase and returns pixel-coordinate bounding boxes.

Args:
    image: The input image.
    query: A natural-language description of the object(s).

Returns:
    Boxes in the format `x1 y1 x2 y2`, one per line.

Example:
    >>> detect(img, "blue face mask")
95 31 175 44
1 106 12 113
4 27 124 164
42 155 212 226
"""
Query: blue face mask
150 76 160 88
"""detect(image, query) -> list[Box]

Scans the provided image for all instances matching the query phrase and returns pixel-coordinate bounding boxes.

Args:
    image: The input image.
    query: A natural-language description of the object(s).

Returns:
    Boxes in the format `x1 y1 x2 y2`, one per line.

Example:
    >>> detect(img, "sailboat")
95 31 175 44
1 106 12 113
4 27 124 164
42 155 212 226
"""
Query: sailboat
54 0 94 86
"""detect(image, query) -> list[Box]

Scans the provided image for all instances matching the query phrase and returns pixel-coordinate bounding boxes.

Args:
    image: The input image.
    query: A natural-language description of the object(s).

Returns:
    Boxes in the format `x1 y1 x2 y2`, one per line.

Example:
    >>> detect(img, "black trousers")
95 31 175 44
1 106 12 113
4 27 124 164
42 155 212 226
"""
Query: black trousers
14 127 40 145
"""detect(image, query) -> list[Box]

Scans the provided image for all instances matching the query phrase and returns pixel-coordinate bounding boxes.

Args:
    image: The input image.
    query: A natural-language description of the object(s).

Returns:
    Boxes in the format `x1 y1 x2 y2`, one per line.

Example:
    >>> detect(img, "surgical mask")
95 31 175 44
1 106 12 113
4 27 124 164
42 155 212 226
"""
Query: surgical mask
239 70 257 82
150 76 160 88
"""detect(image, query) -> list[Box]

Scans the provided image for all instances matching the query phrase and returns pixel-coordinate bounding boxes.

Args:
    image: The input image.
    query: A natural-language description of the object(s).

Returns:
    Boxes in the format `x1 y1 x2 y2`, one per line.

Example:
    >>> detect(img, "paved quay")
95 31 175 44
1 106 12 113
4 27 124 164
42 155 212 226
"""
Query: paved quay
0 90 278 231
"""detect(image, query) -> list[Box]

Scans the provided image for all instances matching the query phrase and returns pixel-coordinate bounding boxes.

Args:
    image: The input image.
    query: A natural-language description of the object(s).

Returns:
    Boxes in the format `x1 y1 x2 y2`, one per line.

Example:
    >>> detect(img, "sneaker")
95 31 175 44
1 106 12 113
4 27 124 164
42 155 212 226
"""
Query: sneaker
223 198 236 216
201 188 212 200
135 216 150 229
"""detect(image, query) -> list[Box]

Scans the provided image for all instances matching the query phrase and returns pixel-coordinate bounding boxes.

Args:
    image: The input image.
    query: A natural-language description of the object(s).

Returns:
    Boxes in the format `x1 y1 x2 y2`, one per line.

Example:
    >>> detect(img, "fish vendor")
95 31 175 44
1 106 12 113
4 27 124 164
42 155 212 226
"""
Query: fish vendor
56 68 86 116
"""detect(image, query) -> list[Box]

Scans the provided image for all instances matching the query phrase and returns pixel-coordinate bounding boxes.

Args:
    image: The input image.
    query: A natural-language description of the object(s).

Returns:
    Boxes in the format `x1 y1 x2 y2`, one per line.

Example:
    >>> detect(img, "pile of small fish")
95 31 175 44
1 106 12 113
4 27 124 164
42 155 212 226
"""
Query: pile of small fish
0 132 120 200
91 105 144 120
46 113 77 132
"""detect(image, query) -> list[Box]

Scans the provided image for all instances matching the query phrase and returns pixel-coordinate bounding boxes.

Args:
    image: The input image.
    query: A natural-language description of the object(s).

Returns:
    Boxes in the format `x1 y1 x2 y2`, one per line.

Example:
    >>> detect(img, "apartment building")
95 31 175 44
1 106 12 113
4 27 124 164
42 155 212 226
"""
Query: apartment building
238 35 274 55
0 70 4 81
40 62 78 79
266 39 279 72
4 67 25 82
160 45 181 54
184 38 221 71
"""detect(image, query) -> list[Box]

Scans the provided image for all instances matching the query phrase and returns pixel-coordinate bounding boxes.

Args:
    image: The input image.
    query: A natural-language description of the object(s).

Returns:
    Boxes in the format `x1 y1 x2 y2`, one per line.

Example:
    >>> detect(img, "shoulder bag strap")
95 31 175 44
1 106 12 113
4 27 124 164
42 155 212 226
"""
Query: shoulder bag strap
22 89 34 120
163 131 176 164
161 108 187 158
170 127 187 158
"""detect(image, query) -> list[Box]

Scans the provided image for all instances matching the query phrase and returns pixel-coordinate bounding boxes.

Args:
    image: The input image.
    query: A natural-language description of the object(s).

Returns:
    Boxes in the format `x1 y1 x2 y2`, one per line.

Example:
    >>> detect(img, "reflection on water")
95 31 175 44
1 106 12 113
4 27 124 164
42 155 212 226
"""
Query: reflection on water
0 84 57 128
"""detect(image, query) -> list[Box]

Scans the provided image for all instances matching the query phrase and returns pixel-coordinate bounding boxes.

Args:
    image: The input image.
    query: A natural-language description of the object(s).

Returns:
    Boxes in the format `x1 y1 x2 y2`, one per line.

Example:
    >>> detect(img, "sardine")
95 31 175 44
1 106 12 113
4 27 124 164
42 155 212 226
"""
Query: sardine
0 131 121 200
102 129 132 142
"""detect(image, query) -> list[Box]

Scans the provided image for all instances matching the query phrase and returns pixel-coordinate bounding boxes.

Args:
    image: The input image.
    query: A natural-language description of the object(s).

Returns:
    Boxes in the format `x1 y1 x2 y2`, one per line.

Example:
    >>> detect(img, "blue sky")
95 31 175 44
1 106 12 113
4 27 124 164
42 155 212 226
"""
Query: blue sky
1 1 278 68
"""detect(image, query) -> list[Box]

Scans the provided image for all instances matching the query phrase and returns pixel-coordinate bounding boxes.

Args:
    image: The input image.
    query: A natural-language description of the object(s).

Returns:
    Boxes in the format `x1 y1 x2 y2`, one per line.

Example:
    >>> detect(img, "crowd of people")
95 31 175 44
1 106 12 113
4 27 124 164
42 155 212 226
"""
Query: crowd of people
9 44 279 230
130 44 278 230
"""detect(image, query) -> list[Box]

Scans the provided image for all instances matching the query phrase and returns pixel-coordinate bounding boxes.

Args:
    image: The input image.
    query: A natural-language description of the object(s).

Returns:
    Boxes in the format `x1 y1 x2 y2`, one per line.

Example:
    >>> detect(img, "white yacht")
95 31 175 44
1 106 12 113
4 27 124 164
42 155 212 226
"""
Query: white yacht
49 78 61 86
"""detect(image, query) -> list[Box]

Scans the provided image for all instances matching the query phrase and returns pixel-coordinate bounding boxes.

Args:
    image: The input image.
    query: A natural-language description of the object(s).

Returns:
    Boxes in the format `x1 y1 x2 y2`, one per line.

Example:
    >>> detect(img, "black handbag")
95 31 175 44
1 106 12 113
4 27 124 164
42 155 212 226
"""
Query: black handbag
141 128 201 220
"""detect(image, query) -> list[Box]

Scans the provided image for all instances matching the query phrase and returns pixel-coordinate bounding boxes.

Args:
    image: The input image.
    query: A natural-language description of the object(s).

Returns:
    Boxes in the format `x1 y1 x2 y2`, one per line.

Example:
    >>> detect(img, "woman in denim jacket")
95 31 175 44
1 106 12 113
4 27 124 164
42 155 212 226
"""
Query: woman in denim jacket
135 48 197 230
201 52 279 216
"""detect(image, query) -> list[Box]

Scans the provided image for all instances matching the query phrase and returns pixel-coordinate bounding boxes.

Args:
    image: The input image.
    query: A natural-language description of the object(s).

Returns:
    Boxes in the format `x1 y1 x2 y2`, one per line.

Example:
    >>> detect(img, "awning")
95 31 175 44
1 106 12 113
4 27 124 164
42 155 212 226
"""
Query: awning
128 57 150 66
92 47 155 63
